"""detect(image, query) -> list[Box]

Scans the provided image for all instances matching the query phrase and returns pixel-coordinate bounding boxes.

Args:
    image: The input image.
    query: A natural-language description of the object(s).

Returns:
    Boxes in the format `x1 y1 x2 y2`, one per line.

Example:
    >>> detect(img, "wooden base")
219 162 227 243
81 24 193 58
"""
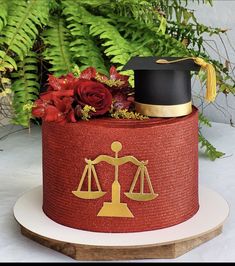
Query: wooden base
20 225 223 260
14 186 229 261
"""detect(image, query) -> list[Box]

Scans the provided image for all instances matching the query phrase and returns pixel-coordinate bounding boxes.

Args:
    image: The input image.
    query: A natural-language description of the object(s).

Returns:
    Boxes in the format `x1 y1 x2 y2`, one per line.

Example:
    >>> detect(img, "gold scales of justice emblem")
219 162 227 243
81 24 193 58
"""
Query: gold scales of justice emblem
72 141 158 218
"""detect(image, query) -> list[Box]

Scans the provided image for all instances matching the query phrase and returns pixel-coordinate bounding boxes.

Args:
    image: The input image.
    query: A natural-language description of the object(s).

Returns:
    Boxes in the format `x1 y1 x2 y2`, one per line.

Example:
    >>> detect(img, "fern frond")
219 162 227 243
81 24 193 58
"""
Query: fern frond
63 2 151 69
11 51 39 127
43 17 73 77
69 25 108 74
199 134 224 161
69 0 110 6
109 14 188 57
0 0 49 61
78 0 163 31
112 0 157 24
88 14 152 64
199 112 212 127
48 0 62 12
0 0 8 32
63 3 108 74
0 51 17 72
100 0 164 32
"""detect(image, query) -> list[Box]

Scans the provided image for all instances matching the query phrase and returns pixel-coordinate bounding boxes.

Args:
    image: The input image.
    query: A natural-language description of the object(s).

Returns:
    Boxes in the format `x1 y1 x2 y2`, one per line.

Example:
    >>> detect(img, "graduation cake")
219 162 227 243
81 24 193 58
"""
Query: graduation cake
33 57 216 233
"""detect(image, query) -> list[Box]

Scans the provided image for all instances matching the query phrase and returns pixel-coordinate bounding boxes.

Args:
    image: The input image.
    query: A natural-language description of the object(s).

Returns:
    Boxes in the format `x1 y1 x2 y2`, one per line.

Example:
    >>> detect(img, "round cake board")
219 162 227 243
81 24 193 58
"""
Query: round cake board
14 186 229 261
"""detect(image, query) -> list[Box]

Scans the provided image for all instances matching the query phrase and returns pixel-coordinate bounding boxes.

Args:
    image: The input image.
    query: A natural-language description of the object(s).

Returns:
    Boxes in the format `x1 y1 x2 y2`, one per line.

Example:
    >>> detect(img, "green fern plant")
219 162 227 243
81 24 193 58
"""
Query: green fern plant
0 0 49 64
199 112 212 128
0 0 232 160
11 51 39 127
199 134 224 161
0 0 8 32
43 17 73 76
108 14 188 57
0 51 17 71
63 1 151 69
63 2 107 74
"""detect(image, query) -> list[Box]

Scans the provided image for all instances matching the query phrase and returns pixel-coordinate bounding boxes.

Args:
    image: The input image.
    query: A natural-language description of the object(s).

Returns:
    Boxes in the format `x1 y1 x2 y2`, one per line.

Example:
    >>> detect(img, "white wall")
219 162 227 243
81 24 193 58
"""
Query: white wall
190 0 235 124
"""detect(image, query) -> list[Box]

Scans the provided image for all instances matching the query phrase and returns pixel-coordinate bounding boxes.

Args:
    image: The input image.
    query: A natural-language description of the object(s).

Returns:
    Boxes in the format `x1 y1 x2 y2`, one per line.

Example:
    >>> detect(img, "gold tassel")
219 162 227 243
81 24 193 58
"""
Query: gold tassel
193 58 216 102
156 57 217 102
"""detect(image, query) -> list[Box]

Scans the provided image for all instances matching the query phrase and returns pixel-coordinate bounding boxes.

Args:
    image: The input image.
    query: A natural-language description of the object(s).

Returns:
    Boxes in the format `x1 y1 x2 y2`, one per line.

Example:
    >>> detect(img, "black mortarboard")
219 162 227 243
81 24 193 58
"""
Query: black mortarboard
123 56 216 117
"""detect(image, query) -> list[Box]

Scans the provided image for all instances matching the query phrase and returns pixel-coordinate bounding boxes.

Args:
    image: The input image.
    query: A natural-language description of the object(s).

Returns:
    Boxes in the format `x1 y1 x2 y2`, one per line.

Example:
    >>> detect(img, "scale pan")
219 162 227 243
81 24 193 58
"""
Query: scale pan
72 191 106 200
124 192 158 201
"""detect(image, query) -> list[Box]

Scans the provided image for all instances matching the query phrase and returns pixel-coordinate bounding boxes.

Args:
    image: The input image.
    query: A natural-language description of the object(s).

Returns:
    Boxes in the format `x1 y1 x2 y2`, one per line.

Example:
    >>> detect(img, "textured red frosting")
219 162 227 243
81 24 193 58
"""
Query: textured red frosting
42 107 199 232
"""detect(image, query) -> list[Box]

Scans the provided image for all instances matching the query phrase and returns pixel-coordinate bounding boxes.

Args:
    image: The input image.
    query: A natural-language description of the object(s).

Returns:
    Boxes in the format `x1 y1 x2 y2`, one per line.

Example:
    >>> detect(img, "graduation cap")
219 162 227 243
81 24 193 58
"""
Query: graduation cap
123 56 216 117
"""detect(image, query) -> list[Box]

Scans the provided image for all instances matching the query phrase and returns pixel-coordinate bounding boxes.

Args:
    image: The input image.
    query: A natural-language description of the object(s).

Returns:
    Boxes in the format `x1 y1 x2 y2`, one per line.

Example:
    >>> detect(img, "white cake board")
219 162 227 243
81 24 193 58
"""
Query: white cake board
14 186 229 261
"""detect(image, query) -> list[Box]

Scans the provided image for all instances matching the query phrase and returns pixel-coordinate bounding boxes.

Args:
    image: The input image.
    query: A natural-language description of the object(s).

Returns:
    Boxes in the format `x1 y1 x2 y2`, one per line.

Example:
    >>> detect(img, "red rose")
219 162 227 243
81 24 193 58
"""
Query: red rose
75 80 112 116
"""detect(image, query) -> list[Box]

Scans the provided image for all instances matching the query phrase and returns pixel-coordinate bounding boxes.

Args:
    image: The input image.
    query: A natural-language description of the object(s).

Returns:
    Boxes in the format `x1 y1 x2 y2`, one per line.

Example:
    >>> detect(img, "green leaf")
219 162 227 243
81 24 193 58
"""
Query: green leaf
63 1 108 74
42 17 73 76
0 0 8 32
0 51 17 70
199 112 212 127
63 2 151 69
157 16 167 34
0 0 49 62
199 134 224 161
11 51 39 127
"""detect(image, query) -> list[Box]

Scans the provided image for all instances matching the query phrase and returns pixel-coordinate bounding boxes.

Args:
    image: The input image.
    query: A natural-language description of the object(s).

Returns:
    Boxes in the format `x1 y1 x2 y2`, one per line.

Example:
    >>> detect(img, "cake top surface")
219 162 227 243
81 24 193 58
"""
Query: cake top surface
123 56 200 71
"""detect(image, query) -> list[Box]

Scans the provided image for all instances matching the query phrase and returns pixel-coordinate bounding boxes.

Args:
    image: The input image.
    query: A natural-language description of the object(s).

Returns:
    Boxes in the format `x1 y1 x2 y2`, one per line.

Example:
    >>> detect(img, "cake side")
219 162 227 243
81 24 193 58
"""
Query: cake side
42 107 199 233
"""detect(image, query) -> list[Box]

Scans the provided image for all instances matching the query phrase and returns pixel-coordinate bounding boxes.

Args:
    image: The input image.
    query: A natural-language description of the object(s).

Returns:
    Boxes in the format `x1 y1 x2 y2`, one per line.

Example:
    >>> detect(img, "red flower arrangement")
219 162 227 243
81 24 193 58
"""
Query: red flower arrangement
32 66 136 123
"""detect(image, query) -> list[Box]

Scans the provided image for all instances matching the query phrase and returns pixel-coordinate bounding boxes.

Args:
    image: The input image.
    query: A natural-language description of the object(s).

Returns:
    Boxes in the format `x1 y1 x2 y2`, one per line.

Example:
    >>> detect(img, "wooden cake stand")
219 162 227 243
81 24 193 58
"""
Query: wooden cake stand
13 186 229 261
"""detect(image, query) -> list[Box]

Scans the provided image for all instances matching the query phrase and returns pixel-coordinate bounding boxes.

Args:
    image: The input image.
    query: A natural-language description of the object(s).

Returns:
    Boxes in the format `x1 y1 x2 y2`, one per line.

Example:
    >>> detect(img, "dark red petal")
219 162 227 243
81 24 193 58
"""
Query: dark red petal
79 67 97 80
62 73 80 90
67 110 77 123
112 92 133 110
62 97 73 113
44 105 60 122
74 105 83 118
53 90 74 98
34 99 44 105
53 98 65 113
32 106 45 118
48 73 79 91
66 73 76 82
109 66 128 81
48 75 63 91
40 91 55 101
109 66 130 89
73 79 113 116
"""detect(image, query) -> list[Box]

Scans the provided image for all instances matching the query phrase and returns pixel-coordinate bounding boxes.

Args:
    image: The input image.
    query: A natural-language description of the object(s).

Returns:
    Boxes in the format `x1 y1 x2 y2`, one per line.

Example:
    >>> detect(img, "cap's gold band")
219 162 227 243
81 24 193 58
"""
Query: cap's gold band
135 101 192 117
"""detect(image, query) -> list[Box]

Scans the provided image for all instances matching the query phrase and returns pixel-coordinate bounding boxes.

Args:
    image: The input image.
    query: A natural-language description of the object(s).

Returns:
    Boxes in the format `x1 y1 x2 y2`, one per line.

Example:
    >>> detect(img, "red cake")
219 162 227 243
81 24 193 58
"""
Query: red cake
33 56 217 234
42 107 199 233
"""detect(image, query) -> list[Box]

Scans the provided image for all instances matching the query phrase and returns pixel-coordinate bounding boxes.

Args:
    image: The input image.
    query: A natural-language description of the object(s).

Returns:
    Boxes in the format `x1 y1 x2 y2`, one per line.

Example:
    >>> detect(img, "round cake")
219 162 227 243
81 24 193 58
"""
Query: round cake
42 107 199 233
